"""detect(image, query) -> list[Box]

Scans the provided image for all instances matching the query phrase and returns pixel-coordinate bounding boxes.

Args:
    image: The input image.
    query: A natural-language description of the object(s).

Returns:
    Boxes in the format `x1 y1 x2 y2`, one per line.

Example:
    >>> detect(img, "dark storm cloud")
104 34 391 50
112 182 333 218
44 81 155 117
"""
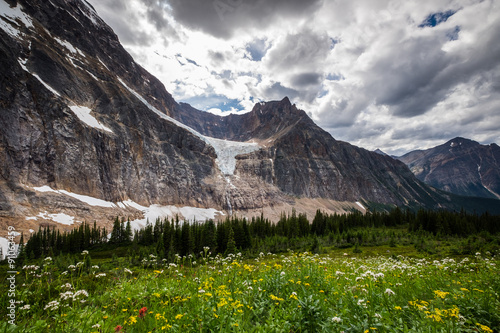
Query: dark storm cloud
165 0 323 39
291 72 322 87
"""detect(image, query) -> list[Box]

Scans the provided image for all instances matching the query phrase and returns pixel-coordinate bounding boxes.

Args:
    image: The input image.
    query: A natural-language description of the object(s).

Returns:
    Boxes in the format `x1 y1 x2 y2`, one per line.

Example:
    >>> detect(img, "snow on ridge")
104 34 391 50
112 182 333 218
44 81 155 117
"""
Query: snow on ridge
69 105 113 133
0 1 33 38
37 211 76 225
356 201 365 210
118 78 260 175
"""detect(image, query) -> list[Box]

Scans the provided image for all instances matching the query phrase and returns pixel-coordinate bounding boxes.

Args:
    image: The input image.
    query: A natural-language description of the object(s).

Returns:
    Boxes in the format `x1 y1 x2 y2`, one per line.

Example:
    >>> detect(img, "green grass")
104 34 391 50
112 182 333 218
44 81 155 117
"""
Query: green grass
1 247 499 332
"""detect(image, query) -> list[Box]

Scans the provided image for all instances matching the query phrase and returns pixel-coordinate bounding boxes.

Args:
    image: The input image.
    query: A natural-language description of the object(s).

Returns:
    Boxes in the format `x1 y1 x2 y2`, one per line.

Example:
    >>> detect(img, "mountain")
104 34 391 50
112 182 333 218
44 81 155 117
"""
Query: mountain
1 0 499 237
374 149 388 156
398 137 500 199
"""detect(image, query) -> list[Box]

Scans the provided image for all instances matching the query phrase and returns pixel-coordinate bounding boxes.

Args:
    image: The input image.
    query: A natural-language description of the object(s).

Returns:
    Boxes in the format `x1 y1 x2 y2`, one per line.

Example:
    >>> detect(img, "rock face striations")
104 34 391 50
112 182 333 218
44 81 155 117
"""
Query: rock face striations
398 138 500 199
1 0 496 232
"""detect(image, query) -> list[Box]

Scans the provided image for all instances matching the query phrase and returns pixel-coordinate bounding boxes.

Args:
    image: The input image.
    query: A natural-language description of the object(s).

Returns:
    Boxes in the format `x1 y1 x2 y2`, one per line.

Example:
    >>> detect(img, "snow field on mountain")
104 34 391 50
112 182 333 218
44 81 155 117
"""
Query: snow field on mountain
30 186 222 228
118 78 260 175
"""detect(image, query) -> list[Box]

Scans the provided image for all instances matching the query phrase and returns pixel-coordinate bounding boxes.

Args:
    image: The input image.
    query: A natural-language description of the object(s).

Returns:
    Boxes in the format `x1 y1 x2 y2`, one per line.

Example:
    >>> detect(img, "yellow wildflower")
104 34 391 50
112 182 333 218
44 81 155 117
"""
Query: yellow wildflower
476 323 493 332
434 290 449 299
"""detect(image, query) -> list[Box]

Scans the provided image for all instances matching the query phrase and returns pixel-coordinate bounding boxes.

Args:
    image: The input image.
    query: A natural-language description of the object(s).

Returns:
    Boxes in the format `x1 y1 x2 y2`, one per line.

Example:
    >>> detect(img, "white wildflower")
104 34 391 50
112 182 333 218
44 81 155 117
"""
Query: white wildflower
44 300 60 311
385 288 395 296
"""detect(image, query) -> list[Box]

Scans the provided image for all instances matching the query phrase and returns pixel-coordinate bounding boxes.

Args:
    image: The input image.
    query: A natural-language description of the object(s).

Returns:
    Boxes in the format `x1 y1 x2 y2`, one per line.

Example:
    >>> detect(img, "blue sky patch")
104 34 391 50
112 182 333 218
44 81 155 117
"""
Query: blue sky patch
419 10 457 28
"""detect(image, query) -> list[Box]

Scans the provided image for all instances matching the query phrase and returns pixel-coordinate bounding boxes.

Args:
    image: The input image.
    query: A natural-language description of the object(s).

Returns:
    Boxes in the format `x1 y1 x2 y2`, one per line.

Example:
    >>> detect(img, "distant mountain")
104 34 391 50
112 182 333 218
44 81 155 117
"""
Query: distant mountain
1 0 499 238
398 137 500 199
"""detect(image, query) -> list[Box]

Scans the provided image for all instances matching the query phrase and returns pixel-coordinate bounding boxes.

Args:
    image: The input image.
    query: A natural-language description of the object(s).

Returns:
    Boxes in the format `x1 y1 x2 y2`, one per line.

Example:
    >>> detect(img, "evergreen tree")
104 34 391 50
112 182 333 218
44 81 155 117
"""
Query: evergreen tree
226 226 237 255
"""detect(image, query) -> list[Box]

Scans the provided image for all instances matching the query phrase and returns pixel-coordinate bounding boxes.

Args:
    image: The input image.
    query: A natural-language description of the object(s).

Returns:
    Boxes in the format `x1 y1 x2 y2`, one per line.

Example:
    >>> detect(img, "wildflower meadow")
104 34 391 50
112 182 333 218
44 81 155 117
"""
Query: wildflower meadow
1 247 499 332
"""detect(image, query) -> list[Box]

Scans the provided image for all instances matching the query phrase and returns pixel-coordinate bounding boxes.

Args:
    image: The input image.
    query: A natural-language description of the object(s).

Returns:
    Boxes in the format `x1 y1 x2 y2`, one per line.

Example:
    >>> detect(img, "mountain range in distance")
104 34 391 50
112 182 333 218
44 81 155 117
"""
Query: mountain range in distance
1 0 499 241
396 137 500 200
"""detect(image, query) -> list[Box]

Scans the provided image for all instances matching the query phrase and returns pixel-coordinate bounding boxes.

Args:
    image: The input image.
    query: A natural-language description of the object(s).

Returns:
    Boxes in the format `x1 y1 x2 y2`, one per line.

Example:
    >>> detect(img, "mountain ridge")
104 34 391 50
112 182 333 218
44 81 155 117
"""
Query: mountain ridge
398 137 500 199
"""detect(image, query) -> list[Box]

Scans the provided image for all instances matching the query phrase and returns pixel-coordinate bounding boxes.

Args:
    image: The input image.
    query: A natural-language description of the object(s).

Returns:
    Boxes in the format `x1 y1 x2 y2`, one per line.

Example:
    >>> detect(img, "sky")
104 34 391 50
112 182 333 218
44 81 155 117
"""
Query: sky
86 0 500 156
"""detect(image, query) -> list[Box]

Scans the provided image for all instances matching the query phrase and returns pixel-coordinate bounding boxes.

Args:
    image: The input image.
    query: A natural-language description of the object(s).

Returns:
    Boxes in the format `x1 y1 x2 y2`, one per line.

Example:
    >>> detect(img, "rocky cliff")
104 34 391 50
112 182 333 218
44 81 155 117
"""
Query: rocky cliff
398 137 500 199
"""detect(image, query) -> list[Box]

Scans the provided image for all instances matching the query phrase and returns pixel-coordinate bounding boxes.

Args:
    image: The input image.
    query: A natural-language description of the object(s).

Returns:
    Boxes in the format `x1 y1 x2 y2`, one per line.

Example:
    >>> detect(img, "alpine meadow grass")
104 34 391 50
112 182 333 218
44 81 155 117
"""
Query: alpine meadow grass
1 249 499 332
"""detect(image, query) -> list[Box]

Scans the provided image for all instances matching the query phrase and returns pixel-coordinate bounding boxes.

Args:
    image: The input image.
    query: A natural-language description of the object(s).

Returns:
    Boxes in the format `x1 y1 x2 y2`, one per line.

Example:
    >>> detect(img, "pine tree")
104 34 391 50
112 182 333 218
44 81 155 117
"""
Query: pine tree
124 219 132 243
226 226 237 255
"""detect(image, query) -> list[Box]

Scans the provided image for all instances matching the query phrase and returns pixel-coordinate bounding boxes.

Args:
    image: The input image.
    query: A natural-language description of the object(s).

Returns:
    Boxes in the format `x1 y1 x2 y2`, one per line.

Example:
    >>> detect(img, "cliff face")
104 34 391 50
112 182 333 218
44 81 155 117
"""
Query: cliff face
1 0 491 234
0 0 220 210
398 138 500 199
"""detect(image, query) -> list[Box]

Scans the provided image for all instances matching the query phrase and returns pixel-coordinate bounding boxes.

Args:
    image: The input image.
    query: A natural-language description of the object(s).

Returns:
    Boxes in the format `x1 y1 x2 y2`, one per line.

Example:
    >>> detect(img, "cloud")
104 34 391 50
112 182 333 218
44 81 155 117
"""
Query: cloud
291 72 322 87
166 0 323 39
264 29 332 73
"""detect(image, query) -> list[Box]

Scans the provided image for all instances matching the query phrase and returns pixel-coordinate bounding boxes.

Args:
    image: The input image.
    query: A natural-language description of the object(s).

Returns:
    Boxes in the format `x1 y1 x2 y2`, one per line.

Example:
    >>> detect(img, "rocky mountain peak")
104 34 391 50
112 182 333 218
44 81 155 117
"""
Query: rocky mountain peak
398 137 500 199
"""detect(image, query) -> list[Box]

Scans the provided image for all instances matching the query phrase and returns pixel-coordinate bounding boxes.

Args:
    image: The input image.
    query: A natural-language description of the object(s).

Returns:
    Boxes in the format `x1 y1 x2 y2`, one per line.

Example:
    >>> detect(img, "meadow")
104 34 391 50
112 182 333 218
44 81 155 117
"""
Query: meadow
1 246 499 332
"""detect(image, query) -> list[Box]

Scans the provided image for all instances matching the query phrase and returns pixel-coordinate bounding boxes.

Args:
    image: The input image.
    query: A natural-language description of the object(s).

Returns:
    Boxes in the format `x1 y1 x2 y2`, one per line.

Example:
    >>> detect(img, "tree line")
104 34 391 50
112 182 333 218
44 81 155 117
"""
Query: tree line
20 208 500 259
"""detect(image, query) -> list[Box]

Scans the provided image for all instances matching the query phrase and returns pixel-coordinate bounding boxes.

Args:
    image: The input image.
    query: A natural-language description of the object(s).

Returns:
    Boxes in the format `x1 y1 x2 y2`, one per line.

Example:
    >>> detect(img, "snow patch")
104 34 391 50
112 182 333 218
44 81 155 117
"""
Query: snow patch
86 70 100 81
29 229 34 233
0 1 33 38
25 216 37 221
33 186 116 207
118 78 260 175
69 105 113 133
37 211 76 225
121 201 223 232
54 37 85 57
355 201 365 210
